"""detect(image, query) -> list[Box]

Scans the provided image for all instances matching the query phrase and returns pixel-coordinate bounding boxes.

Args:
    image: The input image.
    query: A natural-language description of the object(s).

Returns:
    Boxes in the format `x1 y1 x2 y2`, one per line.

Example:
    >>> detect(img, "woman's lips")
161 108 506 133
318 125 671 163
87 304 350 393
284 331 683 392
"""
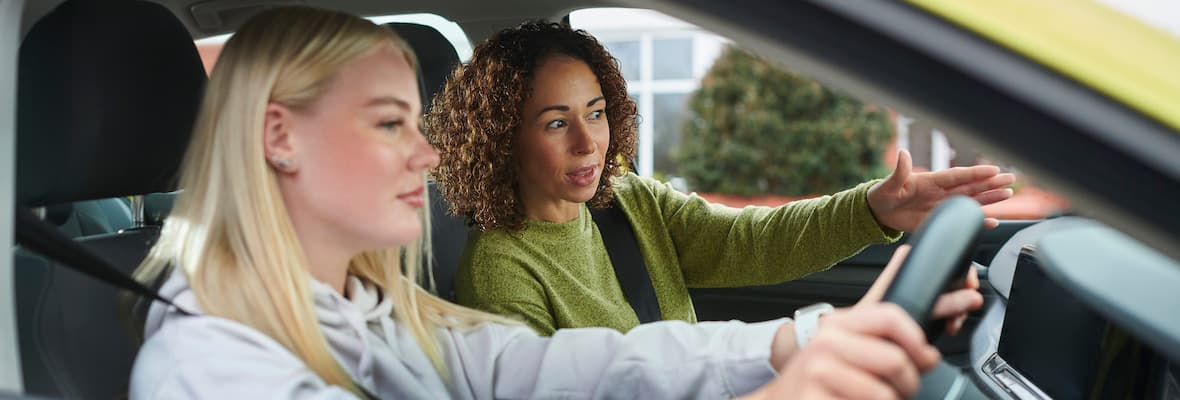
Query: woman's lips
397 186 425 208
566 165 599 187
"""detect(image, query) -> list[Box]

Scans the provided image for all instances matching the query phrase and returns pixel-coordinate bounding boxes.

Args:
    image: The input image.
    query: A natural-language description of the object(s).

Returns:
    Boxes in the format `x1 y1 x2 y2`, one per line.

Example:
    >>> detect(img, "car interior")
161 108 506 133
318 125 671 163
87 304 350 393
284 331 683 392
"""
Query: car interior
2 0 1178 399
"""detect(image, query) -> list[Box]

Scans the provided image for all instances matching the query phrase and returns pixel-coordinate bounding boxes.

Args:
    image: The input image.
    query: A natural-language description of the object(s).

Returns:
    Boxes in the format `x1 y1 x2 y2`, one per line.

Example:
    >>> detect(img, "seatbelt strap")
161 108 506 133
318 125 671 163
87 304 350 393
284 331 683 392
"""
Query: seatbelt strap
13 207 183 310
589 202 662 323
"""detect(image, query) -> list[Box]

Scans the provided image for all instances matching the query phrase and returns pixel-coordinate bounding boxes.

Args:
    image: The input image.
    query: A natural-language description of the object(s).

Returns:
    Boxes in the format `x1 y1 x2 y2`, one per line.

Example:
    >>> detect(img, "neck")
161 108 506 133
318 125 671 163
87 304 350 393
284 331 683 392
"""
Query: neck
300 235 353 296
521 196 582 223
283 206 353 296
277 180 356 296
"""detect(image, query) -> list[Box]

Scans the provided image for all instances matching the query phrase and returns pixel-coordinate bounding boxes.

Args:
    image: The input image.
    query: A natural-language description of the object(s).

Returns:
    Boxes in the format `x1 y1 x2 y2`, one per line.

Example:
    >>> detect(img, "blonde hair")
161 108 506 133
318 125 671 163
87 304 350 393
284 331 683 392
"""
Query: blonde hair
134 6 510 395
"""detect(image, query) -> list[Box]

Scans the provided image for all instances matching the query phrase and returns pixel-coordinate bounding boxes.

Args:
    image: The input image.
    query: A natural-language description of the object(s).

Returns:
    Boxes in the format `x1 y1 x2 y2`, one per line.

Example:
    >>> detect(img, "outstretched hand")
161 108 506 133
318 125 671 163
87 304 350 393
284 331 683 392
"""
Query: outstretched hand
868 150 1014 232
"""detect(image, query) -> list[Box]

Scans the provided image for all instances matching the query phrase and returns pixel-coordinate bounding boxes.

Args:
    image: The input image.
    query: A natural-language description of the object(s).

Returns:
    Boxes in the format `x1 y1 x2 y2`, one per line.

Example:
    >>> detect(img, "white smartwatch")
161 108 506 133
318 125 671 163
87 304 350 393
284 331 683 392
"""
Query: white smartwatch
793 302 834 349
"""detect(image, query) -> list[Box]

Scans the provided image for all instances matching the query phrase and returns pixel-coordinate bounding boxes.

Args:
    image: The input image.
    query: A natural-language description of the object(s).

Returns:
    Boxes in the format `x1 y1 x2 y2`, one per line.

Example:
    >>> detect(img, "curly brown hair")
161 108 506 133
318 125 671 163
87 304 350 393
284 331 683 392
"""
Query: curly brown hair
427 21 638 232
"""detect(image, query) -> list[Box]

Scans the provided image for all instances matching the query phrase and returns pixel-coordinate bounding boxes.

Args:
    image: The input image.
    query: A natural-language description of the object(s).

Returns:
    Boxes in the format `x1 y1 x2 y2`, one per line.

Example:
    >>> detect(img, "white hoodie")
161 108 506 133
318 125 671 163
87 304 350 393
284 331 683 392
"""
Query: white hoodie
130 270 783 399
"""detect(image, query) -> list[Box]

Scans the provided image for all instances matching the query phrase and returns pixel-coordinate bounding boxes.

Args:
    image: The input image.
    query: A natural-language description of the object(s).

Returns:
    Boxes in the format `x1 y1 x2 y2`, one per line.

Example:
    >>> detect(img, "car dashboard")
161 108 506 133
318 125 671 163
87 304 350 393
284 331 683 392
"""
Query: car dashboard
956 218 1180 399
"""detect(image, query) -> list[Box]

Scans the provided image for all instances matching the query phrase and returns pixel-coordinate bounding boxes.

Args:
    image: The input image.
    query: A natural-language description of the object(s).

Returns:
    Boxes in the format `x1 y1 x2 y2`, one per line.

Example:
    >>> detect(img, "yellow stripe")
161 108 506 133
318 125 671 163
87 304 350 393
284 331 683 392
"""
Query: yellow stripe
906 0 1180 132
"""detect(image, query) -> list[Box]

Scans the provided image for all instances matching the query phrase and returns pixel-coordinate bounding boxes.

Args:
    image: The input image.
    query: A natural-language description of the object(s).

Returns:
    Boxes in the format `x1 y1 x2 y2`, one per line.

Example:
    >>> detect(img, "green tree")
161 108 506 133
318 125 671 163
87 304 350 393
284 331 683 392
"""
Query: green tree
675 46 893 196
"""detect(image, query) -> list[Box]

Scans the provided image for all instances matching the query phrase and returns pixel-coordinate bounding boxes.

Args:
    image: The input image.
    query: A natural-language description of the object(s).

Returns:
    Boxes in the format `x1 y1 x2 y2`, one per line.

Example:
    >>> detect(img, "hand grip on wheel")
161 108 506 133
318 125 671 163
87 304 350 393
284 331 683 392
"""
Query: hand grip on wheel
882 196 984 339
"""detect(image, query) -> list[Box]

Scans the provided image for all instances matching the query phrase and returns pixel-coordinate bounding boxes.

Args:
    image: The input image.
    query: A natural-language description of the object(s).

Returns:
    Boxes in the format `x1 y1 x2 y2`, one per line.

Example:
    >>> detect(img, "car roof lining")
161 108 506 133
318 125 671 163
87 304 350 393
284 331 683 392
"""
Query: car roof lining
20 0 607 42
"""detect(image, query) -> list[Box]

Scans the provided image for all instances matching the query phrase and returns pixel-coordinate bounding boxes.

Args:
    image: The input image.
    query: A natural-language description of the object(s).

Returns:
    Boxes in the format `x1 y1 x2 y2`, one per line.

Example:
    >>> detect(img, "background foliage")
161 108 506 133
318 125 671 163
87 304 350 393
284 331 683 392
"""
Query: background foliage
675 46 893 196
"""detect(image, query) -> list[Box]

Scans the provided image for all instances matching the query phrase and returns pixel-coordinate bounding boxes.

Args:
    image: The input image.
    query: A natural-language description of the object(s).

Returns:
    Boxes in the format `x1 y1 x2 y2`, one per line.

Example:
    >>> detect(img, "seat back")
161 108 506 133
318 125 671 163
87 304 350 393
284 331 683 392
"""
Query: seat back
14 0 205 397
15 230 162 398
45 198 135 238
427 182 471 301
386 22 470 300
386 22 461 114
143 191 179 226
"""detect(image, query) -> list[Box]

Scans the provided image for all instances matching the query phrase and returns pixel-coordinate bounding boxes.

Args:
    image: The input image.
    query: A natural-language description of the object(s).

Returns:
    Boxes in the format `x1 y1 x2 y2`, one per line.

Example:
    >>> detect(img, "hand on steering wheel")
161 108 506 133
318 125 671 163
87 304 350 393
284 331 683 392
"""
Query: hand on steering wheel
751 303 942 399
878 196 985 339
861 246 984 335
746 196 985 400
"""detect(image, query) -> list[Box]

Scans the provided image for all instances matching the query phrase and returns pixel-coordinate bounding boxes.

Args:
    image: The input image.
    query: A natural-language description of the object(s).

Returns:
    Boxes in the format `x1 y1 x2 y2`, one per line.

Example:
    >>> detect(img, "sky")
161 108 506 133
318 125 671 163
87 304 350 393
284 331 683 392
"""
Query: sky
1095 0 1180 37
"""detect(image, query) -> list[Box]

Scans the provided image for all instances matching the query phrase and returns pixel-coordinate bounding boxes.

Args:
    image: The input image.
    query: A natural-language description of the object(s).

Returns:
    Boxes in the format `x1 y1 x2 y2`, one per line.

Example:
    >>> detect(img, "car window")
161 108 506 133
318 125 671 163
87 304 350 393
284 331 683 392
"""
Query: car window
571 7 1069 220
367 13 473 62
193 13 472 75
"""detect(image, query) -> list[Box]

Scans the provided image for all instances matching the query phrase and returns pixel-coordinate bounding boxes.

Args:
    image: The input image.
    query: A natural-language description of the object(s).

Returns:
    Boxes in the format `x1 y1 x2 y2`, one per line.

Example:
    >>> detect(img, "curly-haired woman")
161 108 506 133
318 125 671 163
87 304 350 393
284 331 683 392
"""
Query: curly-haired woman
428 21 1010 336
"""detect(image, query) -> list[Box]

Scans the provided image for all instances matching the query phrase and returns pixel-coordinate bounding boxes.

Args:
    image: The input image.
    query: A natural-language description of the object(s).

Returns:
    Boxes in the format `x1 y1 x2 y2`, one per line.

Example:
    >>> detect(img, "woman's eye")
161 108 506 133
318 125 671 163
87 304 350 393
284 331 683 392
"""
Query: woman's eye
379 120 404 132
546 120 567 129
588 110 604 120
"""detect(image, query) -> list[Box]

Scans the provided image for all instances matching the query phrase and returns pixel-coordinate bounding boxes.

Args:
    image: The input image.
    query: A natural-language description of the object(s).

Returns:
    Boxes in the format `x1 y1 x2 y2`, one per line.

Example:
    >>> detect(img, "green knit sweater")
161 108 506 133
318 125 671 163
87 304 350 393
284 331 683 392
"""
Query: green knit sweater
454 173 900 335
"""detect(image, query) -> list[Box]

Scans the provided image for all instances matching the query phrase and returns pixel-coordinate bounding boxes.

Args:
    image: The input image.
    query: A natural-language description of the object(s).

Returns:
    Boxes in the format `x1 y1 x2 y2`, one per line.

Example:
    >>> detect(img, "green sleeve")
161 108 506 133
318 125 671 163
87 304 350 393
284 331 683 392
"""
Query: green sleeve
453 250 558 335
641 177 900 287
480 301 557 336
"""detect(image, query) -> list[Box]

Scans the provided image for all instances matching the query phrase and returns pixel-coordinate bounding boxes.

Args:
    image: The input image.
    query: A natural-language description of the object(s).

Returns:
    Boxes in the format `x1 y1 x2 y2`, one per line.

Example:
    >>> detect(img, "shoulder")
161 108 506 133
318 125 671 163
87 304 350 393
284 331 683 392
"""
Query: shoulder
131 315 341 399
610 172 668 195
465 228 526 255
610 172 681 206
456 232 545 304
462 229 534 275
609 172 697 222
139 313 296 360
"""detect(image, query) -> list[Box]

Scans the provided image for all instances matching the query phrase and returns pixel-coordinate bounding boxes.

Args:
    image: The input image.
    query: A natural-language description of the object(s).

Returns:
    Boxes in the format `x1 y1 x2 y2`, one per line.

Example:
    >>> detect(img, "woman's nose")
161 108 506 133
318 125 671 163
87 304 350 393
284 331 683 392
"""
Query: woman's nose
570 121 596 155
410 133 440 171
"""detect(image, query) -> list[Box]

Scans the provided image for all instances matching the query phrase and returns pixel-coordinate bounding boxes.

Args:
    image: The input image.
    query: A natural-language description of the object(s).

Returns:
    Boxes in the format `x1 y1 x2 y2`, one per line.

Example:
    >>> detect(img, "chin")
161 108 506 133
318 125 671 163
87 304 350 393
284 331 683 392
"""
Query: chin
382 223 423 248
570 189 598 204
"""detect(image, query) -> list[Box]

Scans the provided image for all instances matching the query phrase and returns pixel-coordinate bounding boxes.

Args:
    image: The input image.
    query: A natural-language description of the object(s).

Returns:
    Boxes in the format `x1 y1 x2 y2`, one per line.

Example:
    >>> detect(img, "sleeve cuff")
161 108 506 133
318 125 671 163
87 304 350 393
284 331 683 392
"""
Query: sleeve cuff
719 318 785 397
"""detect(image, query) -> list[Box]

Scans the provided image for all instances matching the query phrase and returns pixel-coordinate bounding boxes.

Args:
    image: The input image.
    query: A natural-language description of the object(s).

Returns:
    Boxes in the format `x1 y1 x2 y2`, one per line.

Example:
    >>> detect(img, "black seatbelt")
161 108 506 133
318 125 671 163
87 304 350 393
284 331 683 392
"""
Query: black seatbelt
13 207 181 309
590 202 662 323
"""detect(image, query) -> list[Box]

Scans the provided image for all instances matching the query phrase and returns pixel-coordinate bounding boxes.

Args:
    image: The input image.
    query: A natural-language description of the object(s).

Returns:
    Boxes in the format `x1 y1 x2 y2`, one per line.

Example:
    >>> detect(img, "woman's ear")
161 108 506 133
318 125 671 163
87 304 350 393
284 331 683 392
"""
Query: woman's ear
263 103 299 173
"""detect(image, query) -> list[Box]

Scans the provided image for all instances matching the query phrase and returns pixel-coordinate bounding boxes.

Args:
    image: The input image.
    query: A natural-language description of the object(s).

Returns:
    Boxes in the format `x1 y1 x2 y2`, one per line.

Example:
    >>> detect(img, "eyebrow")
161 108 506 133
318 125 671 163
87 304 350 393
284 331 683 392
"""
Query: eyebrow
365 96 413 111
535 96 606 117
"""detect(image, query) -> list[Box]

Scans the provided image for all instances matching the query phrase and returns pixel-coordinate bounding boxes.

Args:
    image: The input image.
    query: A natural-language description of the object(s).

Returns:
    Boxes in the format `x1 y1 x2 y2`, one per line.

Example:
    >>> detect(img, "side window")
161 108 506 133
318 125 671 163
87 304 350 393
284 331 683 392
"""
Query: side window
192 13 472 75
573 9 724 185
570 8 1069 219
194 34 227 75
367 13 473 62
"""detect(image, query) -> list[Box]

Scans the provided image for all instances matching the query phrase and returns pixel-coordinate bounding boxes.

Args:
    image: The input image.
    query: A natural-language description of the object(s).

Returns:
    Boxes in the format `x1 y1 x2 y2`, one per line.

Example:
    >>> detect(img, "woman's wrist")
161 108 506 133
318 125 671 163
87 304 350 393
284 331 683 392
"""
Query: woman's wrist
865 179 903 235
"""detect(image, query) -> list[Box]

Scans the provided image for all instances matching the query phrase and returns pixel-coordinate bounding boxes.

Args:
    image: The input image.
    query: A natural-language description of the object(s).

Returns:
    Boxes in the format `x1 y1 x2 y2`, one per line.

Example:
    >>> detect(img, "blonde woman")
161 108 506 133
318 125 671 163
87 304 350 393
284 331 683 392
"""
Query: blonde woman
129 6 980 399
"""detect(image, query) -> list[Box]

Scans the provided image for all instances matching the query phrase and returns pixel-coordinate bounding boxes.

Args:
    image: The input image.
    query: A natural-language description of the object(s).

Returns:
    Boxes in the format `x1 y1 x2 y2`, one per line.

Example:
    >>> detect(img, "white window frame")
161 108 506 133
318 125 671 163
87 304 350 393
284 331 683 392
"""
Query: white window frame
598 30 724 176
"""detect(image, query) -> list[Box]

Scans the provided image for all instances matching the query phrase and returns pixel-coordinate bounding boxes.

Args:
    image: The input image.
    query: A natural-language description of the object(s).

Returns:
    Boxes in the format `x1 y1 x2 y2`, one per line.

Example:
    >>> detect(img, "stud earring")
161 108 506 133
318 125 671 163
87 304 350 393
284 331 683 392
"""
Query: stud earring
271 157 293 170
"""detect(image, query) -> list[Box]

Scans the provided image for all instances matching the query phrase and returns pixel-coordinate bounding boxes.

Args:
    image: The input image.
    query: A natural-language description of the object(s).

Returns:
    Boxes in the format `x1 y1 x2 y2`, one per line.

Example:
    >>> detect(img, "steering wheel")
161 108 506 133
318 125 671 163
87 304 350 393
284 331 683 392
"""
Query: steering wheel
883 195 984 340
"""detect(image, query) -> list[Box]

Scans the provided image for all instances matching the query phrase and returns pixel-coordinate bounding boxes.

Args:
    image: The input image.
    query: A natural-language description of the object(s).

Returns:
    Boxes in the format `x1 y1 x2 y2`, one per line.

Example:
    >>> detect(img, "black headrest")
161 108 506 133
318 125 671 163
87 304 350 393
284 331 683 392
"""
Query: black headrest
17 0 206 207
386 23 460 113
